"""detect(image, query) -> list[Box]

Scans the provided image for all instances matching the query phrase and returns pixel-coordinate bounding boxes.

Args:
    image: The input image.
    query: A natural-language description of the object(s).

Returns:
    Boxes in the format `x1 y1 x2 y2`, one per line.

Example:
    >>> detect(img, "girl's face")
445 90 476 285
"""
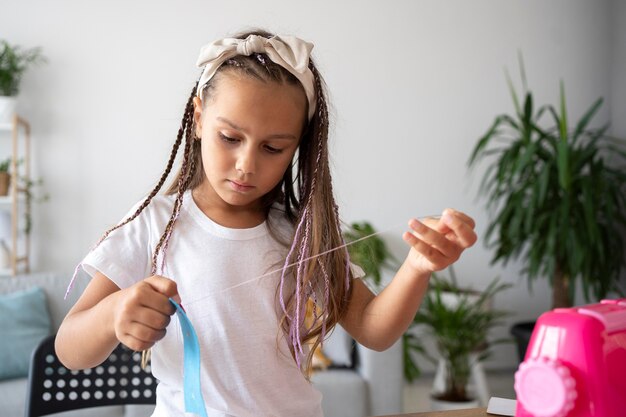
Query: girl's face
193 73 307 218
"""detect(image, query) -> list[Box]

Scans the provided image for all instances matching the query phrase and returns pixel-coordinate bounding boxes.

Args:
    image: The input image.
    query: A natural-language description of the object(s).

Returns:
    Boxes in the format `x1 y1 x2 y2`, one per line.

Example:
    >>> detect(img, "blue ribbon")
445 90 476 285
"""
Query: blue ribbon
169 298 208 417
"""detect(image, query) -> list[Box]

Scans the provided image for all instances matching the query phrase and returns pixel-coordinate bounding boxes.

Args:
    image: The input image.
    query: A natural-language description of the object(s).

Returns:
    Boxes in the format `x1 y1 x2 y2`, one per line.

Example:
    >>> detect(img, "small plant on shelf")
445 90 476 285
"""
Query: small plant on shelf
0 157 12 196
0 157 10 172
0 156 49 233
19 175 49 234
0 40 46 97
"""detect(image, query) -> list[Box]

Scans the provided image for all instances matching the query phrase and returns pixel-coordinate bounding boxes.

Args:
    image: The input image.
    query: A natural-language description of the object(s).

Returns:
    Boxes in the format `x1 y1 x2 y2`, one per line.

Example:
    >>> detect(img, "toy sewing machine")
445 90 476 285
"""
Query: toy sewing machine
514 298 626 417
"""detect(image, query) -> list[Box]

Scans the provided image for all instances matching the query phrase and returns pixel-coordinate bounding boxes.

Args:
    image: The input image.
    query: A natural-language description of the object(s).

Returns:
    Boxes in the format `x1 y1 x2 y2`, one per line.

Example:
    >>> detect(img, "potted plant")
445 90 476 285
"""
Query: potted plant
403 268 511 409
0 155 48 232
20 175 49 234
0 157 11 196
468 63 626 360
0 40 46 123
343 221 398 290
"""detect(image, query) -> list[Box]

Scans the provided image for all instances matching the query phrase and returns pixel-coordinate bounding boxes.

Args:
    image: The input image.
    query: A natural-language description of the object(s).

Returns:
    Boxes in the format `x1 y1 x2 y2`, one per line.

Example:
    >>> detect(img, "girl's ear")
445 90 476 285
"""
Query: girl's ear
192 96 203 139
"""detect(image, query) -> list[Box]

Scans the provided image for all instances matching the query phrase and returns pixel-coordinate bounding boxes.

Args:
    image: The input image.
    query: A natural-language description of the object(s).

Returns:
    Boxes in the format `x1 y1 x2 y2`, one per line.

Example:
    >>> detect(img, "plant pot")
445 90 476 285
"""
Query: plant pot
0 211 10 243
430 395 480 411
0 96 17 124
440 290 482 308
0 240 9 269
432 354 490 406
510 321 536 363
0 172 10 196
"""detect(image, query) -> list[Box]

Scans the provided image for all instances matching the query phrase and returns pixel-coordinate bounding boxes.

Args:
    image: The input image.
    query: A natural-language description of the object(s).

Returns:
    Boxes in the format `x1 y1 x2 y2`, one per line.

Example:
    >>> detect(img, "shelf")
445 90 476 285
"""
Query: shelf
0 194 26 207
0 116 29 133
0 114 31 275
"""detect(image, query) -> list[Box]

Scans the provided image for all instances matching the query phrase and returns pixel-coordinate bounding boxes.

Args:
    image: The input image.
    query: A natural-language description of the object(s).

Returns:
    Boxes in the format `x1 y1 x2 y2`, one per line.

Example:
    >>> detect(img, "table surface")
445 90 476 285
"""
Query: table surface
377 407 489 417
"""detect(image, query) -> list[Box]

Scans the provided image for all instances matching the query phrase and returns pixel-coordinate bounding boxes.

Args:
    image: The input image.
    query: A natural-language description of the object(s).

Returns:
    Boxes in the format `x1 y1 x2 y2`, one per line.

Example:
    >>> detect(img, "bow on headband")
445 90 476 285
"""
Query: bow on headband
196 35 317 121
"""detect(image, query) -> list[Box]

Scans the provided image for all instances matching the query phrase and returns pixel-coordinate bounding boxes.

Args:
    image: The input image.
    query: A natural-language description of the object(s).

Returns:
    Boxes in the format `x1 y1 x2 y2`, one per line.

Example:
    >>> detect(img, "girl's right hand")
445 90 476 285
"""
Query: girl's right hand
112 275 180 351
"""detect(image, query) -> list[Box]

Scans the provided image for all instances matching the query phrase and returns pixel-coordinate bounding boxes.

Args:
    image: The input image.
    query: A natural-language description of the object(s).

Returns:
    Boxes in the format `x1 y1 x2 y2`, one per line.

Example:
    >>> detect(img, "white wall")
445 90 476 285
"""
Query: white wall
610 0 626 294
611 0 626 139
1 0 621 370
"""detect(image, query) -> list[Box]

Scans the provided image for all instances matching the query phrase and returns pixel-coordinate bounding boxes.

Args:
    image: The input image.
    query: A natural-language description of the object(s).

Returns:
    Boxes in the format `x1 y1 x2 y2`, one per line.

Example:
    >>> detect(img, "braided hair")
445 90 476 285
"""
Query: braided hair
88 29 353 377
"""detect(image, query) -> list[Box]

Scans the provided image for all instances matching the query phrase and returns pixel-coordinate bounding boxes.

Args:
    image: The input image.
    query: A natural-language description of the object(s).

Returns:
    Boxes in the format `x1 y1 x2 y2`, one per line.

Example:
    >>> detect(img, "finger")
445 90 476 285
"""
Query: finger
145 275 180 300
122 285 174 321
425 209 474 236
402 231 447 267
442 208 476 229
441 211 478 248
421 214 459 235
141 276 179 314
420 215 442 228
120 325 167 351
120 336 152 353
128 322 167 344
408 218 457 257
132 307 172 332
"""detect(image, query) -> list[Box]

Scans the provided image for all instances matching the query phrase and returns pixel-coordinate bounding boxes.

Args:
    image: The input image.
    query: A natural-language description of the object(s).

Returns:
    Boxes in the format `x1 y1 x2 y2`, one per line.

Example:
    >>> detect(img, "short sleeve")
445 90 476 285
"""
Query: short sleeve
349 262 365 279
81 201 153 290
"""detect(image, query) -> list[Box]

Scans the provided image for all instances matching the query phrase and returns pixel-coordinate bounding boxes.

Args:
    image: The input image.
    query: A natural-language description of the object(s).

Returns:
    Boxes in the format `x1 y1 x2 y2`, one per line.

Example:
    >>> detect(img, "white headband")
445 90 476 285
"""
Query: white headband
196 34 317 121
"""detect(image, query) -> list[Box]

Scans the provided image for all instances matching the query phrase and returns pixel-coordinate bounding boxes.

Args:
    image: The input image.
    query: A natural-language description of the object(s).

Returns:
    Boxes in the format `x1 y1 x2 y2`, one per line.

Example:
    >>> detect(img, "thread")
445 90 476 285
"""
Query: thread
183 214 441 304
65 214 441 302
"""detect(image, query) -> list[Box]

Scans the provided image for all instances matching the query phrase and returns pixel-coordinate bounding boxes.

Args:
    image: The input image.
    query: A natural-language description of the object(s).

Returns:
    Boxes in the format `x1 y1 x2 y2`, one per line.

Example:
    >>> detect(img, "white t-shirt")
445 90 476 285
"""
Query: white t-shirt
81 190 325 417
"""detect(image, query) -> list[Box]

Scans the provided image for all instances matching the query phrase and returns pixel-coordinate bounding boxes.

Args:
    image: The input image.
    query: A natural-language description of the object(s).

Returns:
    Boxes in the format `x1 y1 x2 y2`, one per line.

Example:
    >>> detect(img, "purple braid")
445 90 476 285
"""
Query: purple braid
285 139 325 368
335 203 352 292
316 258 330 345
279 207 308 316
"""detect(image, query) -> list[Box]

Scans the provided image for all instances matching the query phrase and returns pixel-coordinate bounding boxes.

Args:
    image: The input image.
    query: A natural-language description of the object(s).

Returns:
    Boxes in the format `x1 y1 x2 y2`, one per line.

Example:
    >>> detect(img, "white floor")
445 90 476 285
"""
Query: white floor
402 370 516 413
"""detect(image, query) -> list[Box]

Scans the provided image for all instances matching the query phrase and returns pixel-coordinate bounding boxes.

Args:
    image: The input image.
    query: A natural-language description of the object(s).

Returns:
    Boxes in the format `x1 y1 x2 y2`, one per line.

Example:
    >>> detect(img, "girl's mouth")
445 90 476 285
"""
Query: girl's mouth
229 180 255 192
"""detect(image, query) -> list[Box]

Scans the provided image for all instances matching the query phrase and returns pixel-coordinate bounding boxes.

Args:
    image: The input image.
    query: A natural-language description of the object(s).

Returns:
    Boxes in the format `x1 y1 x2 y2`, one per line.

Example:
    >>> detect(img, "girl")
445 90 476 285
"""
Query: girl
56 29 477 417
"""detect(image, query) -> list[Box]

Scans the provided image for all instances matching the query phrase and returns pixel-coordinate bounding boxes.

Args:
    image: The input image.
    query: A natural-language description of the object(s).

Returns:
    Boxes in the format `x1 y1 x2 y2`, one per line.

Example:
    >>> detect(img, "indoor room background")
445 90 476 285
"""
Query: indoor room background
2 0 625 372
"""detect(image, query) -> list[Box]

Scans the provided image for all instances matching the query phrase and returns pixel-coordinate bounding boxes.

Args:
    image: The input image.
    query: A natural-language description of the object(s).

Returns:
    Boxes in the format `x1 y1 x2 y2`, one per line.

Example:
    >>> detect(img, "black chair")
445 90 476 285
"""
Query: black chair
25 334 158 417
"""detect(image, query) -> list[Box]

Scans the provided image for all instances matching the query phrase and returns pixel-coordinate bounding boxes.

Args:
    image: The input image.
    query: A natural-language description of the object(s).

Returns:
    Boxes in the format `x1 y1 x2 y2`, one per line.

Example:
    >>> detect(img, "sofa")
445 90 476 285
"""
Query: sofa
0 272 403 417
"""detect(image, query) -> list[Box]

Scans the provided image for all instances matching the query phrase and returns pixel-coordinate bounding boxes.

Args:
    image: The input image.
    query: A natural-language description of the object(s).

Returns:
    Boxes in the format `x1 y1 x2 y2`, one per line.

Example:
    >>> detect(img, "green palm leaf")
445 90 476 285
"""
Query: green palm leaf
468 60 626 308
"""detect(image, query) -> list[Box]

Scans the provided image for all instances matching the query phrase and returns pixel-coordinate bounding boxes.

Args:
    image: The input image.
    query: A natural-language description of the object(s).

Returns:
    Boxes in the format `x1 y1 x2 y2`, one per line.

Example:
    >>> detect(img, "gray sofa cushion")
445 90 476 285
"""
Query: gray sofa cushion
0 272 88 330
0 377 27 416
312 369 368 417
0 286 51 380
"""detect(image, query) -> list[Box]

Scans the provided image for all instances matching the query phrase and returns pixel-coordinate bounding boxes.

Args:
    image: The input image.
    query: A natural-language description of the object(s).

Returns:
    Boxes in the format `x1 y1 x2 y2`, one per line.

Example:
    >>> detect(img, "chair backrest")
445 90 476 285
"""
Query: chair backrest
25 334 157 417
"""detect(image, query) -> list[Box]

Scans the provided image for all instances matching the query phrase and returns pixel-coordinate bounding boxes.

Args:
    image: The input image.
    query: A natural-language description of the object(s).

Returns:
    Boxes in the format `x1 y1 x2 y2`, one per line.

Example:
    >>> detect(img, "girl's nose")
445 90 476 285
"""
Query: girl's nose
235 147 256 175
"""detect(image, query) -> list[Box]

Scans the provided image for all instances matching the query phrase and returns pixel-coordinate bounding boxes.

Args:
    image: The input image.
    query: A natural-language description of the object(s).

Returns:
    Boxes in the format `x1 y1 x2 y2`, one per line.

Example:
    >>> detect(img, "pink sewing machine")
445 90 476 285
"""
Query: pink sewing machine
514 298 626 417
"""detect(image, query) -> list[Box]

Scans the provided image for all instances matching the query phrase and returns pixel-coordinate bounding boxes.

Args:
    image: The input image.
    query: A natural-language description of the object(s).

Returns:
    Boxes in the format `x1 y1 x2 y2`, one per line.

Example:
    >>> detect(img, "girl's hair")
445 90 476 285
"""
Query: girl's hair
94 29 352 377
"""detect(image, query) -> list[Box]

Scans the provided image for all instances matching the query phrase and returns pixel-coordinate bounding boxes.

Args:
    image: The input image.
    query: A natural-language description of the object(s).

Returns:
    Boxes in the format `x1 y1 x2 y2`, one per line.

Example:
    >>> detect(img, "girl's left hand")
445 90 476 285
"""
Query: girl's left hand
402 208 477 275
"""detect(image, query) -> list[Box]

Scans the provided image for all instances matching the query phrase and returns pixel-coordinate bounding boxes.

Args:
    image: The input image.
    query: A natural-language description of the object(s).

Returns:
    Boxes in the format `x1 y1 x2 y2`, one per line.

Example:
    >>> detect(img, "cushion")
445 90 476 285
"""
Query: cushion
311 369 368 417
322 324 354 368
0 286 51 379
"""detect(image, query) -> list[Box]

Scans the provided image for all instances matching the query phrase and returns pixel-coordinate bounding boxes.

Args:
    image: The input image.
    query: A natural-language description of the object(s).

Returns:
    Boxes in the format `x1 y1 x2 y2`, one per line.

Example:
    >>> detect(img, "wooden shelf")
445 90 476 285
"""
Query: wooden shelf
0 194 26 206
0 114 31 275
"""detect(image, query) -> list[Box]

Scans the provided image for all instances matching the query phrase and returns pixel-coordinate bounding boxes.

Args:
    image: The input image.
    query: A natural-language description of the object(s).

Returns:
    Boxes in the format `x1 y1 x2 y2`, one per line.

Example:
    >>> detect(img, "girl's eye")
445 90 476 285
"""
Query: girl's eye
219 133 239 144
264 145 283 154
